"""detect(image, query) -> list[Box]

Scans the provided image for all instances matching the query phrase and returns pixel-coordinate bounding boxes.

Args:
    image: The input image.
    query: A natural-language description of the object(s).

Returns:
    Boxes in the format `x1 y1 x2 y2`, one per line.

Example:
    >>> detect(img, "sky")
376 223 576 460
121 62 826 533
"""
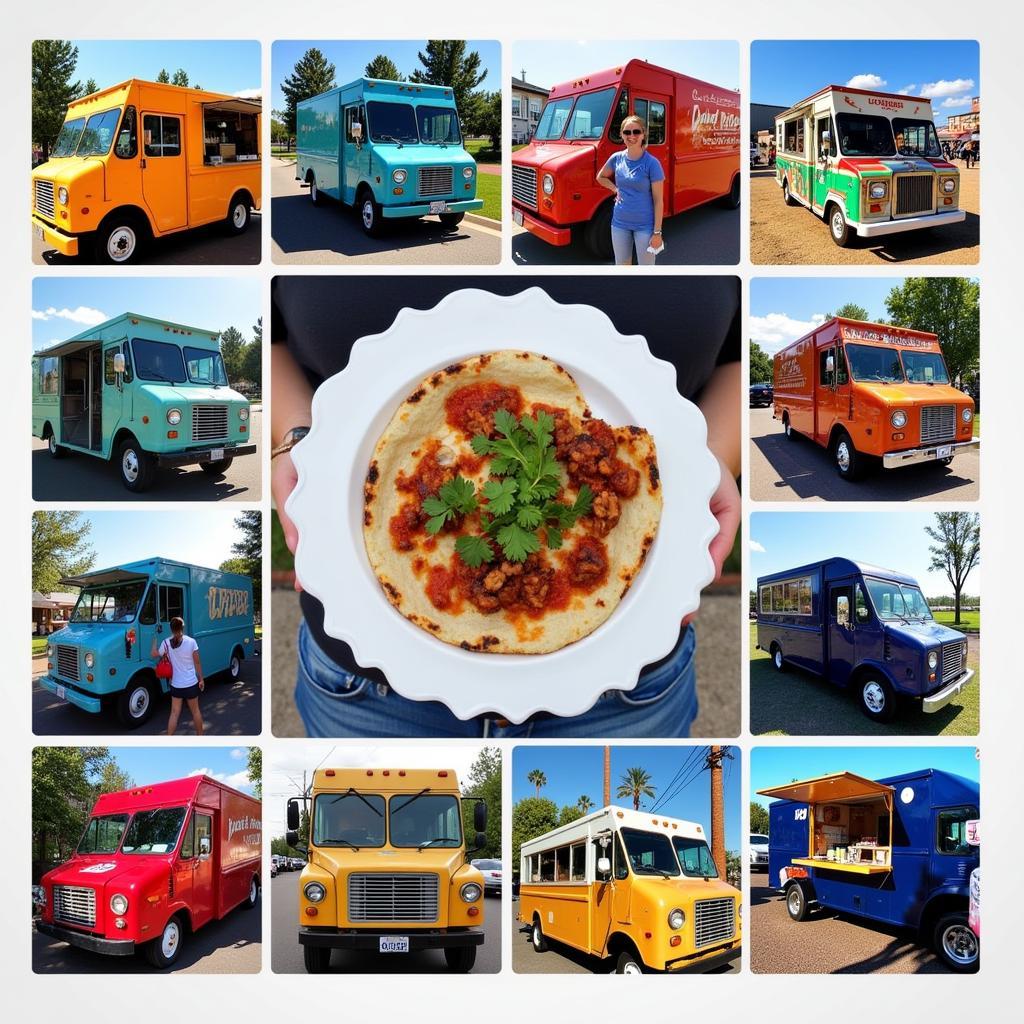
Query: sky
750 746 980 811
99 746 257 795
513 41 739 92
751 39 979 125
271 40 501 112
32 278 260 352
749 510 981 599
511 746 740 852
67 40 261 97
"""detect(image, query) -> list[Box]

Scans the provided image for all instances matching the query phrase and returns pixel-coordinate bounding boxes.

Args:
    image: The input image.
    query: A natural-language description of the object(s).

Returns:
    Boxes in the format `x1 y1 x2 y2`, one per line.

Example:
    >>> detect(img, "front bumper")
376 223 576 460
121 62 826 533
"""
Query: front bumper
39 675 102 713
156 443 257 468
36 920 135 956
922 668 975 713
32 214 80 256
299 926 484 951
381 198 483 219
666 942 742 974
856 208 966 238
512 205 572 246
882 437 978 469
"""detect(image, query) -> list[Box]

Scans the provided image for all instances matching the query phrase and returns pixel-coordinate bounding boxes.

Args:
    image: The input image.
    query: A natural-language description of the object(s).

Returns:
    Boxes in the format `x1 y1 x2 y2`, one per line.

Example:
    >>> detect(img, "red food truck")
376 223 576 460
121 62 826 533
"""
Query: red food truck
36 775 261 968
511 59 740 256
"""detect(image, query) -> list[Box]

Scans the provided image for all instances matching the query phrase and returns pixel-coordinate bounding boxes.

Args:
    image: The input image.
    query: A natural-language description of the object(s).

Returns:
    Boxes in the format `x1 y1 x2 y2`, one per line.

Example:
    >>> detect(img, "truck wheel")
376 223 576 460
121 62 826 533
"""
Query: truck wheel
303 945 331 973
827 204 852 247
583 202 614 260
116 680 156 728
47 431 68 459
614 949 645 974
782 178 797 207
770 643 786 672
833 431 863 481
200 457 234 477
782 416 797 441
119 438 157 492
444 946 477 973
720 173 741 209
357 188 384 237
227 650 243 681
786 882 811 922
438 211 465 230
146 915 183 969
225 193 251 235
933 912 979 972
244 875 260 909
94 213 147 264
859 675 897 723
531 917 548 953
308 173 325 207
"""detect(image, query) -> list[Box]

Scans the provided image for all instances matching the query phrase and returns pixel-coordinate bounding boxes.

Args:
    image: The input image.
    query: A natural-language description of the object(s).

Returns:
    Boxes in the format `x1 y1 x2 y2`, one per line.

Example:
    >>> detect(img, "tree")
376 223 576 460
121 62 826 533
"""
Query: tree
156 69 170 84
460 746 501 858
925 512 980 626
219 325 247 382
825 302 871 321
469 89 501 149
80 78 98 98
526 769 547 797
749 340 773 383
365 54 404 82
32 511 95 593
749 802 770 835
511 797 558 875
616 767 656 810
171 69 189 88
270 113 289 146
242 317 262 389
558 805 583 826
410 40 487 125
227 511 262 620
577 795 595 814
885 277 980 386
92 759 133 798
247 747 262 799
281 48 336 134
32 40 80 162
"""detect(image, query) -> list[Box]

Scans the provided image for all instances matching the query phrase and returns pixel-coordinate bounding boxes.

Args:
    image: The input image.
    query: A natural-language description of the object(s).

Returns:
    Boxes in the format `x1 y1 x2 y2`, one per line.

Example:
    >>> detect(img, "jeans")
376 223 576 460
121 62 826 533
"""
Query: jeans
611 225 657 266
294 620 697 738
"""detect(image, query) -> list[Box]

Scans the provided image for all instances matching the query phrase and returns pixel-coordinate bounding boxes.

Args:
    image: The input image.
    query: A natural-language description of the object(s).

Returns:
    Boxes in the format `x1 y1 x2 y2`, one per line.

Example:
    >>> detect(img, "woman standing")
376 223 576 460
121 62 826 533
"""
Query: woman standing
596 114 665 266
151 616 205 736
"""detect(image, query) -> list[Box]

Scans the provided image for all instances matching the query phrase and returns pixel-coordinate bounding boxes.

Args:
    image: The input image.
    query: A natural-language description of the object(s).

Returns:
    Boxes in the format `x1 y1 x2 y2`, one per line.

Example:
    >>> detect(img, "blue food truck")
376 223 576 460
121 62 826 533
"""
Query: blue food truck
759 769 980 972
295 78 483 236
755 557 973 723
39 558 255 727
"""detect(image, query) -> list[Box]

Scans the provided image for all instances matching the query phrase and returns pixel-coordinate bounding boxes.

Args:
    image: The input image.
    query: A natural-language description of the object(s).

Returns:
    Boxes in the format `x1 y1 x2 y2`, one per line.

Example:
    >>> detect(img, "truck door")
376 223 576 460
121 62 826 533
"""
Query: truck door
88 347 102 451
342 103 368 205
634 96 671 204
189 809 216 928
101 344 127 455
827 583 856 684
813 114 835 211
141 112 188 231
589 834 615 955
138 583 186 676
815 342 850 444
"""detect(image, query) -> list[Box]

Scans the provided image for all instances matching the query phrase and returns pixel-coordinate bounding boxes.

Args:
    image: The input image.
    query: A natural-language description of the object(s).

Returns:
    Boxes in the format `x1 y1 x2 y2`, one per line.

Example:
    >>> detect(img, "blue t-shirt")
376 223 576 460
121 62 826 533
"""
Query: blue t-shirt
604 149 665 230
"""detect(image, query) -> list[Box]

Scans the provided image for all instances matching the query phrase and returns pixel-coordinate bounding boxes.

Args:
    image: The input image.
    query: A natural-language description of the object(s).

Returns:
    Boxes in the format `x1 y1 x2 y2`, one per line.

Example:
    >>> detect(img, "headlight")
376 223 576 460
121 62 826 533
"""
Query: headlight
238 406 249 421
303 882 326 903
962 407 973 422
110 893 129 915
84 653 95 669
463 166 473 179
166 409 182 426
391 169 407 185
928 650 939 670
542 173 555 195
943 178 956 193
668 908 685 930
58 186 69 206
46 645 53 658
868 181 888 200
460 882 482 903
890 410 908 428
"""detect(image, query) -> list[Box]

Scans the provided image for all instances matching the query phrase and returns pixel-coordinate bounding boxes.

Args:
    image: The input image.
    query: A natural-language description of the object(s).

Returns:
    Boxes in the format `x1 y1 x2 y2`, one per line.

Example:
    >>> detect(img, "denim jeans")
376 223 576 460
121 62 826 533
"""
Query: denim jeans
610 225 657 266
294 620 697 738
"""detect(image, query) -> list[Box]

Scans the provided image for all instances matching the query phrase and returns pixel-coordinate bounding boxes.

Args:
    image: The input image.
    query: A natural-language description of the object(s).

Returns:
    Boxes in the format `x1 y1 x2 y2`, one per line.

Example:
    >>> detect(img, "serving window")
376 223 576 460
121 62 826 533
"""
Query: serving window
782 116 805 155
203 104 260 165
760 576 812 615
526 839 589 883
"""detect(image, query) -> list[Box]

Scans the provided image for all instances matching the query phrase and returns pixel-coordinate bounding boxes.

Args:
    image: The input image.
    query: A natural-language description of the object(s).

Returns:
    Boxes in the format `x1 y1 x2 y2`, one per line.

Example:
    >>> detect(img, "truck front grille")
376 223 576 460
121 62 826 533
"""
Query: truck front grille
511 164 537 208
942 640 967 683
920 405 956 445
347 873 439 923
894 173 934 217
418 166 454 198
192 405 229 442
34 179 55 220
53 885 96 927
693 897 736 949
56 645 79 681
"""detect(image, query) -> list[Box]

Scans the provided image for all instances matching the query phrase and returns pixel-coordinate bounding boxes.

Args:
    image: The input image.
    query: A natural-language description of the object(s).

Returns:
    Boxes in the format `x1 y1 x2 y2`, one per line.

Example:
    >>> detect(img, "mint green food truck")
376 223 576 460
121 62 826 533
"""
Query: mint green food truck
32 313 256 492
296 78 483 237
40 558 255 728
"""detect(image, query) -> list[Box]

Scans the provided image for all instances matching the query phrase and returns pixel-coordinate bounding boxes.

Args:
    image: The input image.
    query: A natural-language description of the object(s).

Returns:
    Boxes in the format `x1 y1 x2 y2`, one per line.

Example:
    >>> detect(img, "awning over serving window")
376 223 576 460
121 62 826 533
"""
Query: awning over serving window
34 338 104 358
59 568 149 589
202 98 262 115
757 772 894 805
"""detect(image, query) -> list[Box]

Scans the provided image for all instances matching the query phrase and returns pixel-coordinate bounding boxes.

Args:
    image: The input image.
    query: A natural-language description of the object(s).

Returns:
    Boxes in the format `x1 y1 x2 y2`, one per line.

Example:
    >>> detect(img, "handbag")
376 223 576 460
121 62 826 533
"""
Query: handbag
155 653 174 680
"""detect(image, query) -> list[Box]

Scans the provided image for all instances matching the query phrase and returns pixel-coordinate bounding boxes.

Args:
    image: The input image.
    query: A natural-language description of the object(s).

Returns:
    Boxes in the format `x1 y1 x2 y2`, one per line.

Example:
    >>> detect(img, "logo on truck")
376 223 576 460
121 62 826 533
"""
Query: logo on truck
228 814 262 845
691 92 741 148
844 326 935 349
208 587 250 620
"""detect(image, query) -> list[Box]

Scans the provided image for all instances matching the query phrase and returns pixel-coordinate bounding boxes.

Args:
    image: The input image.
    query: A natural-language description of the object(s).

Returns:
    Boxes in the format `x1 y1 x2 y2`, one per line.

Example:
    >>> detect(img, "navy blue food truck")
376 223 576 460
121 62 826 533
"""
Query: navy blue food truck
759 769 979 972
755 557 973 722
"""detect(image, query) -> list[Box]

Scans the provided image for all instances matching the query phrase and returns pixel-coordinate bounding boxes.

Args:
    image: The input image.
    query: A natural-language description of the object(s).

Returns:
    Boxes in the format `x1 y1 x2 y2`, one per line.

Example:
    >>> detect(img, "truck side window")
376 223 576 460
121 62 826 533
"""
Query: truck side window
644 101 666 145
144 115 181 157
836 348 849 385
937 807 977 855
159 585 185 623
819 347 834 387
855 584 870 622
179 814 195 858
835 594 850 627
345 106 360 143
103 348 119 385
196 813 213 856
613 834 629 880
121 343 134 383
38 356 59 394
817 116 830 158
139 585 156 625
608 88 629 143
115 105 138 159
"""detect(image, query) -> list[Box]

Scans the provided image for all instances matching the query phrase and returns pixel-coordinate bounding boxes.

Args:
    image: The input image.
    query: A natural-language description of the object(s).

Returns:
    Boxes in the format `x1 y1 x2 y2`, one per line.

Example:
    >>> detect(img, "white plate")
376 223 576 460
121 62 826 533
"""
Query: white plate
287 287 719 723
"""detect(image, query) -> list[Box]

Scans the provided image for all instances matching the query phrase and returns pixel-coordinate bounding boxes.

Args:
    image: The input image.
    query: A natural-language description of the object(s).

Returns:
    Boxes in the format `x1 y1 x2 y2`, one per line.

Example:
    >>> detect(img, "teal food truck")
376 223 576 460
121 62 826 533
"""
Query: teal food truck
32 313 257 492
296 78 483 236
40 558 255 727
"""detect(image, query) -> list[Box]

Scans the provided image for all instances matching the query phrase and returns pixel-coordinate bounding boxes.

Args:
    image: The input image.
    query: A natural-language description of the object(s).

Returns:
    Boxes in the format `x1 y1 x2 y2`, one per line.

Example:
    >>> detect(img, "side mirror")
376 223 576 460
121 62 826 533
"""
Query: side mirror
474 801 487 832
285 829 299 848
597 856 612 878
474 831 487 851
199 836 211 857
113 353 126 374
287 798 300 831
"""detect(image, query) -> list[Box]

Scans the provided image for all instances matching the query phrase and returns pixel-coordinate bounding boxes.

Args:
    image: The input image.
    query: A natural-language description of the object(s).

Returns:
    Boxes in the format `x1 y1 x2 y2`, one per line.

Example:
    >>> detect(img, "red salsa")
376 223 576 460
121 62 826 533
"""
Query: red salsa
445 382 525 437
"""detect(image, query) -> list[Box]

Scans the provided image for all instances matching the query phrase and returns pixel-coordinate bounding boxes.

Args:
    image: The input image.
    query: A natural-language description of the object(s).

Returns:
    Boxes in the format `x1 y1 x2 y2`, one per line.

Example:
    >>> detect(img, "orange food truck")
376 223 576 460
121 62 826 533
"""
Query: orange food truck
31 80 261 263
772 317 978 480
511 59 740 257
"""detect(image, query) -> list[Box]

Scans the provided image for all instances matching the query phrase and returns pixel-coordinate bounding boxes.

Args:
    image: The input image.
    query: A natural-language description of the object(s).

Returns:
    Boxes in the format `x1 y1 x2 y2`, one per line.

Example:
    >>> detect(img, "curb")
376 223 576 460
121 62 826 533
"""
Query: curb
464 212 502 229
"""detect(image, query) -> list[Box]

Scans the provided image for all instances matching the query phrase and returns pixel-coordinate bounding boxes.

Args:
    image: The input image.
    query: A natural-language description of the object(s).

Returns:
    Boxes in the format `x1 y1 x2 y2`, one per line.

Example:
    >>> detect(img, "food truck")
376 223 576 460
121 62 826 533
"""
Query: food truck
772 317 977 480
296 78 483 236
759 769 979 972
519 805 741 974
39 557 255 727
756 557 973 723
35 775 261 968
287 768 488 973
32 312 256 492
774 85 964 246
511 59 740 257
32 80 261 263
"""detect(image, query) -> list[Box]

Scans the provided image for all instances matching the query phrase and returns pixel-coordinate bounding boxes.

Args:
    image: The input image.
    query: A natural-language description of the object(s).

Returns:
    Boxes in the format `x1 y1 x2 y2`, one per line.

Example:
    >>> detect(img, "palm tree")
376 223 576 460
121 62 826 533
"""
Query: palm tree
577 795 595 814
616 767 656 810
527 769 547 798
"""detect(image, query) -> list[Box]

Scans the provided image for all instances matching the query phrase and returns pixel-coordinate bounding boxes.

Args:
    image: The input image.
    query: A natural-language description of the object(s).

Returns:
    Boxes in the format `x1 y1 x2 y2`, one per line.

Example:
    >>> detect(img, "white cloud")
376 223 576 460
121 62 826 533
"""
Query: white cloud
750 312 827 355
918 78 975 99
32 305 108 326
187 767 253 792
229 748 246 760
897 84 916 95
232 88 261 100
941 95 972 109
749 540 766 553
847 73 887 90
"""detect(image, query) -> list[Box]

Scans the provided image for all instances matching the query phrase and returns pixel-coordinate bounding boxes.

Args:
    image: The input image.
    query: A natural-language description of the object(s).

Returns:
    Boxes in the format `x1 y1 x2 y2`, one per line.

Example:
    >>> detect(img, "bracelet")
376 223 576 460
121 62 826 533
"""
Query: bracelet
652 229 663 235
271 426 311 460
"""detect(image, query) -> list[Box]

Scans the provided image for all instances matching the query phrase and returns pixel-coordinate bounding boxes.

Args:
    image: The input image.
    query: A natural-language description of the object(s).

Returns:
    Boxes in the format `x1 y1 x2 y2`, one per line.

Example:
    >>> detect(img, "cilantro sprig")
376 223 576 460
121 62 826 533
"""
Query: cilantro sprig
423 409 593 567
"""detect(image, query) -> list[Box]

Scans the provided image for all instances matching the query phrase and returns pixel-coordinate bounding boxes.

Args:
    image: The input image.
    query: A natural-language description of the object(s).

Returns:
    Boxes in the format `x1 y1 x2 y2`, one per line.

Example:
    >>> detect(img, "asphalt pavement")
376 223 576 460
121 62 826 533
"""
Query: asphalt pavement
32 640 262 736
270 159 500 265
748 407 980 502
32 409 263 502
270 872 501 974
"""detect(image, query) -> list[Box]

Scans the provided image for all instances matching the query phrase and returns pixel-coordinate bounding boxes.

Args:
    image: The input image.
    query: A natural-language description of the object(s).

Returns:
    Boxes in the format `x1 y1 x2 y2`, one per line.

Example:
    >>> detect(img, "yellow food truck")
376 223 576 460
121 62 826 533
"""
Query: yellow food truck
519 805 741 974
32 79 261 263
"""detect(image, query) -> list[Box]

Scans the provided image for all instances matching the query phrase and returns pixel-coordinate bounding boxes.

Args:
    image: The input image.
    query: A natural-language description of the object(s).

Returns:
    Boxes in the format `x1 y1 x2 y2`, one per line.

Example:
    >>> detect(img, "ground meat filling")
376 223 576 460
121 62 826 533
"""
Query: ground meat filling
589 489 621 536
569 537 609 586
444 382 525 439
389 443 461 551
462 554 556 614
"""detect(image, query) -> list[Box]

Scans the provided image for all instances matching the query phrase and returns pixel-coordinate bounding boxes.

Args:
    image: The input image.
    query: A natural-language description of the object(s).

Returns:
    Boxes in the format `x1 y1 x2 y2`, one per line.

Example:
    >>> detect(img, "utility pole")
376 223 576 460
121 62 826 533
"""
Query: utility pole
707 747 731 879
603 746 611 807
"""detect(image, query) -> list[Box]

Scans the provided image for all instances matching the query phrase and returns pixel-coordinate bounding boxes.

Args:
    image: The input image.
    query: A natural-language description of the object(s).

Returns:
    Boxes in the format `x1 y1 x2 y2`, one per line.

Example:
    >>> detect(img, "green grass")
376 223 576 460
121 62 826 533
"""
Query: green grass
32 637 48 656
972 414 980 437
512 144 528 152
749 623 979 737
464 139 500 164
271 511 294 574
932 609 980 631
473 172 502 221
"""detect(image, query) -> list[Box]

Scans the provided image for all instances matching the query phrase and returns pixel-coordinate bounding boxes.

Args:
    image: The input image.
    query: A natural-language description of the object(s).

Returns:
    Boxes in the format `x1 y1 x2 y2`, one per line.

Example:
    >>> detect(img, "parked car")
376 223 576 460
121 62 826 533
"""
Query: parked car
471 858 503 896
750 143 760 167
750 833 769 871
750 382 774 407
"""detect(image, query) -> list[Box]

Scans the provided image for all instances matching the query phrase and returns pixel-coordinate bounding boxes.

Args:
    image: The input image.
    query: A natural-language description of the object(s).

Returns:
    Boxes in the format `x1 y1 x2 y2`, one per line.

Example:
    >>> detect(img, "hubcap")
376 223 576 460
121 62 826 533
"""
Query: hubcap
250 879 258 903
233 203 247 228
130 686 150 718
621 960 642 975
774 650 783 669
788 889 802 915
942 923 978 965
533 925 541 949
49 435 57 454
863 681 886 714
108 226 136 262
162 920 180 959
837 441 851 472
832 211 844 237
362 200 374 229
122 449 140 483
310 180 317 201
231 657 240 678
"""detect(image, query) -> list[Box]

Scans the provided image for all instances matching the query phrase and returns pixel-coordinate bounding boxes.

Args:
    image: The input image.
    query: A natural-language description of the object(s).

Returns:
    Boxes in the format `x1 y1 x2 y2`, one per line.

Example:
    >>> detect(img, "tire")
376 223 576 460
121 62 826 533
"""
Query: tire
770 643 786 673
827 203 852 247
833 430 863 481
226 650 243 681
444 945 477 973
225 193 251 235
614 949 645 975
94 213 147 264
47 430 67 459
303 944 331 973
357 188 384 237
244 875 259 910
116 679 156 728
933 912 979 972
531 918 548 953
720 173 740 209
146 915 184 969
782 178 797 207
118 437 157 492
786 883 811 922
308 173 325 207
200 456 234 477
439 212 465 230
583 202 614 260
859 675 897 723
783 415 797 442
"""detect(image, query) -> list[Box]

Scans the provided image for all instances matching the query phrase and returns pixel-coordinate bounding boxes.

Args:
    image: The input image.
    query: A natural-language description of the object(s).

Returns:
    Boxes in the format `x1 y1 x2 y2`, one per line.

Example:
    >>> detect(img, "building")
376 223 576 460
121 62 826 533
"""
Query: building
32 592 78 635
751 102 787 141
944 97 980 137
511 74 549 144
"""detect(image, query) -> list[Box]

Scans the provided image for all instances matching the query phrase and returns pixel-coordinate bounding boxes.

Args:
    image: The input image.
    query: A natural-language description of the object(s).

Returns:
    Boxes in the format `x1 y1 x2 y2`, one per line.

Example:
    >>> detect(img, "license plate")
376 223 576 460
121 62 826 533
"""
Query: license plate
209 448 225 461
56 685 66 701
35 225 44 240
935 445 952 458
513 208 524 226
429 201 449 215
379 936 409 953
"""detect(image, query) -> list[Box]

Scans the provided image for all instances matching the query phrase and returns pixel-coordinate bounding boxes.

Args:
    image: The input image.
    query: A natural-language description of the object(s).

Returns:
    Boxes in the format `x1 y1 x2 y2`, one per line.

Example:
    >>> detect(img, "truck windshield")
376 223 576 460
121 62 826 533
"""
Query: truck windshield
76 108 123 157
565 88 616 140
184 347 229 386
835 113 897 157
313 793 386 848
534 97 574 140
366 101 419 145
390 794 462 848
417 105 461 144
620 827 681 877
122 807 187 854
844 343 904 383
78 814 129 854
672 836 719 878
71 581 146 623
51 117 86 157
902 350 950 384
865 579 934 621
132 338 187 383
892 118 942 158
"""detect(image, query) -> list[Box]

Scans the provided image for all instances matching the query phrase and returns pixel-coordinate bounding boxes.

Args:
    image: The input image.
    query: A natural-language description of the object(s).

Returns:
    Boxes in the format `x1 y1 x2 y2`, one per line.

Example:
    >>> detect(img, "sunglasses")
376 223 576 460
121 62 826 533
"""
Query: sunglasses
622 129 644 136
